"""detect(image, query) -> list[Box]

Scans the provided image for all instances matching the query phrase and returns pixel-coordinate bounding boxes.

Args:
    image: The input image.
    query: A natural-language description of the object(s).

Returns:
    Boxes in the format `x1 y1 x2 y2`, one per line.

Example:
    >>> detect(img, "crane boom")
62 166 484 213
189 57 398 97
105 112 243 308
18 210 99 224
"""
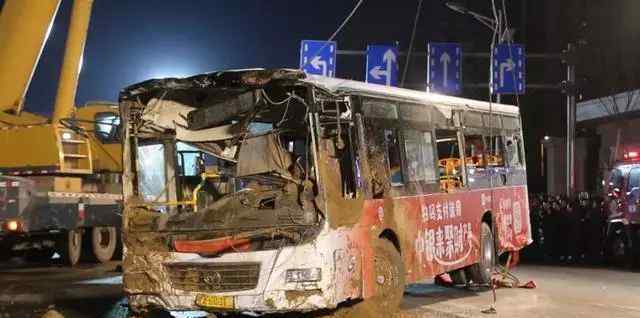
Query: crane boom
52 0 94 123
0 0 62 114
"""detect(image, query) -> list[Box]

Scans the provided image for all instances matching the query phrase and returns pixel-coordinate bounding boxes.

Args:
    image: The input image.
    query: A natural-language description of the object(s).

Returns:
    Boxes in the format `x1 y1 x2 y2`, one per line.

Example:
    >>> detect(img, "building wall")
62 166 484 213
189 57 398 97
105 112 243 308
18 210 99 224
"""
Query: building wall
544 138 566 195
544 137 591 195
596 118 640 170
545 117 640 196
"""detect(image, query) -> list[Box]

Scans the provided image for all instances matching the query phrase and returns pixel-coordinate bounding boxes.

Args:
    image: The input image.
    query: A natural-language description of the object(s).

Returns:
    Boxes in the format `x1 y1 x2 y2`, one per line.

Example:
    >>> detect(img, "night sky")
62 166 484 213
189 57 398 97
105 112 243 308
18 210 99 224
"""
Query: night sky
2 0 638 192
10 0 500 114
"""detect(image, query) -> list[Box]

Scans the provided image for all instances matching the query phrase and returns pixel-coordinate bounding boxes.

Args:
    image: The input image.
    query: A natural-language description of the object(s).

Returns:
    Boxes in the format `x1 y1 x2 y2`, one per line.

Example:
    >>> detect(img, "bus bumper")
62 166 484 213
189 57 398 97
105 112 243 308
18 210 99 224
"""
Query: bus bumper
124 230 363 314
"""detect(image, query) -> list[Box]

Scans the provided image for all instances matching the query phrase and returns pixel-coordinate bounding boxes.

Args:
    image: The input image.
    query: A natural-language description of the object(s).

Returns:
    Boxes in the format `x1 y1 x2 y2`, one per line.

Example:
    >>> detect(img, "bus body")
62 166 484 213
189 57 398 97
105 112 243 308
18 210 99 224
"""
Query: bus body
120 69 531 315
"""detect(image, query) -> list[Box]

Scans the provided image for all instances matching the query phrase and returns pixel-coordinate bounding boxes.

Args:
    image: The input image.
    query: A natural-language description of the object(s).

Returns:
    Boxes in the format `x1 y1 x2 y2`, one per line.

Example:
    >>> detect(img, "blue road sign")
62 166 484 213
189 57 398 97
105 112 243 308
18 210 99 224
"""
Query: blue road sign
299 40 337 77
492 44 526 95
366 45 399 86
427 42 462 95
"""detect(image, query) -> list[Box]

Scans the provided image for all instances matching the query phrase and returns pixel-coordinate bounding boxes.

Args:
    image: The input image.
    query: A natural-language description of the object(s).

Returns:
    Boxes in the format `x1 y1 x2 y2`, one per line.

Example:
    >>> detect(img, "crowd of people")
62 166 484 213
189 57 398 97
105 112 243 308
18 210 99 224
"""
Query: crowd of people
525 193 607 264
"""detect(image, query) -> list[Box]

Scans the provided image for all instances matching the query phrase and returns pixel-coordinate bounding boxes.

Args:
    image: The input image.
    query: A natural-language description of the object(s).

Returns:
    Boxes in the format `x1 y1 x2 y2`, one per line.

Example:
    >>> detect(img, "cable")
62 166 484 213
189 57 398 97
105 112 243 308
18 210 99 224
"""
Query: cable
484 1 501 313
300 0 365 71
400 0 424 87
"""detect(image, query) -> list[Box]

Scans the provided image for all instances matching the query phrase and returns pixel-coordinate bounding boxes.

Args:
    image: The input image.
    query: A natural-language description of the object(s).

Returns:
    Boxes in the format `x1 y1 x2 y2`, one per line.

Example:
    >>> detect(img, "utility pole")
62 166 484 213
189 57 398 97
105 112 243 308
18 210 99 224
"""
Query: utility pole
564 43 577 196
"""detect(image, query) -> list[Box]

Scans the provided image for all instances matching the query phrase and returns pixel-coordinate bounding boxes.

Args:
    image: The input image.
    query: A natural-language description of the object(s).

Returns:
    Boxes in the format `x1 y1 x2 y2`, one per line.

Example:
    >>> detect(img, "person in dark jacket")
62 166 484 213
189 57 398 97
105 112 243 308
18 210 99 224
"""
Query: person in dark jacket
565 200 582 264
585 197 605 264
542 199 557 262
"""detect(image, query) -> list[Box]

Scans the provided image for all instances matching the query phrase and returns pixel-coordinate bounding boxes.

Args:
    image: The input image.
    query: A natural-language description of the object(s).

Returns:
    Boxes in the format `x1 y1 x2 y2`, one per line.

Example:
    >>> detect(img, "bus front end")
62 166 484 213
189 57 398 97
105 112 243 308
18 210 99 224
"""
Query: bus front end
120 70 362 315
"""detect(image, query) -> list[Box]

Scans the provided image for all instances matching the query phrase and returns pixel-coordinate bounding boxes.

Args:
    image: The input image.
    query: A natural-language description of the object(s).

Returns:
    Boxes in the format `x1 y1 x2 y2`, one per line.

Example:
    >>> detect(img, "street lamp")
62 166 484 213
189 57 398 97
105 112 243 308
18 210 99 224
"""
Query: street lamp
444 1 468 14
445 2 515 42
445 2 497 32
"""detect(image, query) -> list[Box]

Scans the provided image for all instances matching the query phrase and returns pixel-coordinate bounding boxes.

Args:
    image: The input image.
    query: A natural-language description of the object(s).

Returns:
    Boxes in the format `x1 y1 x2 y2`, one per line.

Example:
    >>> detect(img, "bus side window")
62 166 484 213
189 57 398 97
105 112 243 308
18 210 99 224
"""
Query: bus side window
435 129 463 189
385 129 404 186
485 135 506 167
403 129 437 184
464 134 487 168
505 135 523 167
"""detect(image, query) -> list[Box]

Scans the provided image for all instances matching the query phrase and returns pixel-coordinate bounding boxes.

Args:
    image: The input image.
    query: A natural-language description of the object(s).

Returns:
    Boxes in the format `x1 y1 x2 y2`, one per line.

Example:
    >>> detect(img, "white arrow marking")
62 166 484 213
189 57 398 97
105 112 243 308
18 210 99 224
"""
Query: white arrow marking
310 56 328 76
369 66 386 80
382 49 397 86
440 52 451 87
499 58 515 87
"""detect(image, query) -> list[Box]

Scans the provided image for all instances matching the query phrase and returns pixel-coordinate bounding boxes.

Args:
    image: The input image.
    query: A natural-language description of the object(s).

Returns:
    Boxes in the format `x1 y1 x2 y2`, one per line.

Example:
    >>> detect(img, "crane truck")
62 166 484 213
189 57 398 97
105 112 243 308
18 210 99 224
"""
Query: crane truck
0 0 122 266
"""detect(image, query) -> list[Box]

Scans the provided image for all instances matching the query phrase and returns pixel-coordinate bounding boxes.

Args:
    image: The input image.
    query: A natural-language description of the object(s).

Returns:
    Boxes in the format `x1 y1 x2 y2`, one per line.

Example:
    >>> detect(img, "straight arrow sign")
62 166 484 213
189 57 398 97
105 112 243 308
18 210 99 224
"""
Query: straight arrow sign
427 42 462 95
382 49 397 86
440 52 451 88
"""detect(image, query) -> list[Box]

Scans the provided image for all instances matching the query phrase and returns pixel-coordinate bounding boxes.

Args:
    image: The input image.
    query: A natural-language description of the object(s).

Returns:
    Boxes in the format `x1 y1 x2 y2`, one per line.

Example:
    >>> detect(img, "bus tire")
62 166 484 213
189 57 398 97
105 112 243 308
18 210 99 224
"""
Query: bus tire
372 239 405 309
343 239 405 317
449 269 467 286
91 226 117 263
57 229 83 266
465 222 495 286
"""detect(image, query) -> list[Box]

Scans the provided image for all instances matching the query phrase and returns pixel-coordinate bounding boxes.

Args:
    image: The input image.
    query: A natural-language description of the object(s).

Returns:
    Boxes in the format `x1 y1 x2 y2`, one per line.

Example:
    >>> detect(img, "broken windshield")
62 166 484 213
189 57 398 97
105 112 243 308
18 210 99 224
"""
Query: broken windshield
129 80 317 219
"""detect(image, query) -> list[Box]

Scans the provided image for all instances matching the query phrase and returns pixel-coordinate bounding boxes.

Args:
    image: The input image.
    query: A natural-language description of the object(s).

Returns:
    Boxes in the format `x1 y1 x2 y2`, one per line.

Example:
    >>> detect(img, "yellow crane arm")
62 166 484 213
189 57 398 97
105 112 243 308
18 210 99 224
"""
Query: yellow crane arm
0 0 62 114
52 0 94 123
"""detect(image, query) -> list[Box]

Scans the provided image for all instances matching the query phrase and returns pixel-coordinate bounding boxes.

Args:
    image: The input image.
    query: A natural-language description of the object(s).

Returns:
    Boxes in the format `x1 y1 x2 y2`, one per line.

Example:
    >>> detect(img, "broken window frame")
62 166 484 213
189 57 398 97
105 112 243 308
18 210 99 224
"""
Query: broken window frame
401 129 438 184
94 111 121 144
359 98 444 196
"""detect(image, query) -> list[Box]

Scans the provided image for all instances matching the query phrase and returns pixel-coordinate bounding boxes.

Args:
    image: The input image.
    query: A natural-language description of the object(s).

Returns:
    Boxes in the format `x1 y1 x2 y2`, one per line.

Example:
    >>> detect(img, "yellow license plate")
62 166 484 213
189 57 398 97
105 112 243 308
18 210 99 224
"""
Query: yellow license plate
195 294 234 309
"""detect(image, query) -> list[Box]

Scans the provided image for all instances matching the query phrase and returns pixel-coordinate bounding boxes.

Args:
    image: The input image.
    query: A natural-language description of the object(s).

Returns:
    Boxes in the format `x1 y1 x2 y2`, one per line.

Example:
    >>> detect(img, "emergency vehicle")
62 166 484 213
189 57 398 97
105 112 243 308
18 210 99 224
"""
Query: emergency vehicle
605 149 640 266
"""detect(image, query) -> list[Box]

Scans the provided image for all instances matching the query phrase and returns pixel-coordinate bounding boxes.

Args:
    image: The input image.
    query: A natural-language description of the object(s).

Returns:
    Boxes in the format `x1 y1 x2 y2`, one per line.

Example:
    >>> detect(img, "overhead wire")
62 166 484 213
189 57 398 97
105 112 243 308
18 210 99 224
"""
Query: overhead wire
484 0 501 313
400 0 424 87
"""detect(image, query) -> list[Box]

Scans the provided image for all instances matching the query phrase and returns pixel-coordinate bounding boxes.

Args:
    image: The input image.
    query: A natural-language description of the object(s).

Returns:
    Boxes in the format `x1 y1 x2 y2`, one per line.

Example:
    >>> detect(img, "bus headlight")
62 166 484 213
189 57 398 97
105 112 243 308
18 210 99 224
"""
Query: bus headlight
286 268 322 283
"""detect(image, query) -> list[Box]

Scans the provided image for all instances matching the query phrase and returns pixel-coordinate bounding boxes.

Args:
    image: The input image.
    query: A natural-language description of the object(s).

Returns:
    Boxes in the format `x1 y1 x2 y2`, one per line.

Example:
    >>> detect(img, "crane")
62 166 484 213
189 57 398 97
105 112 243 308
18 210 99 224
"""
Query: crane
0 0 122 266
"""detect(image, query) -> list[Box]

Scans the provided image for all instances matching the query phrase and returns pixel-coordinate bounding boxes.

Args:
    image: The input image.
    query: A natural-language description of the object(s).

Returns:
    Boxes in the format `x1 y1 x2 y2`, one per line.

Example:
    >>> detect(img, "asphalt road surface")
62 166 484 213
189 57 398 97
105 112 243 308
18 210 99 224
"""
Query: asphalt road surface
0 258 639 318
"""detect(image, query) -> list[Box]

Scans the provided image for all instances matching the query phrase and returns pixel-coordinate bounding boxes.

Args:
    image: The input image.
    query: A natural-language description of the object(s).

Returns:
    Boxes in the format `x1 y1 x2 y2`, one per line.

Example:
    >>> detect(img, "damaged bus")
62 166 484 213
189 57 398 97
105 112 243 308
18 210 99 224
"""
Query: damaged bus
120 69 531 316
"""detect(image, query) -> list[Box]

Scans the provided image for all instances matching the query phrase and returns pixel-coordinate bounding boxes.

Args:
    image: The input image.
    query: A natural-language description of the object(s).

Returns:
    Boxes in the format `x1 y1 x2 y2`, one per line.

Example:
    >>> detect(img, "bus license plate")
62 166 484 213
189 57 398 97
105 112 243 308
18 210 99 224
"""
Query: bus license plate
195 294 234 309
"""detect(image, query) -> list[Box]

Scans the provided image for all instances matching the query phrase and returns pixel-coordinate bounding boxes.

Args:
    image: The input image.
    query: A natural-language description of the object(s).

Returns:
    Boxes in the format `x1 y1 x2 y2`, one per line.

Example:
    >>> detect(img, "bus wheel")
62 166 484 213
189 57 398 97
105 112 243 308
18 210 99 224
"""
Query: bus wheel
57 229 83 266
344 239 405 317
449 269 467 286
91 226 117 263
373 239 405 309
466 223 495 286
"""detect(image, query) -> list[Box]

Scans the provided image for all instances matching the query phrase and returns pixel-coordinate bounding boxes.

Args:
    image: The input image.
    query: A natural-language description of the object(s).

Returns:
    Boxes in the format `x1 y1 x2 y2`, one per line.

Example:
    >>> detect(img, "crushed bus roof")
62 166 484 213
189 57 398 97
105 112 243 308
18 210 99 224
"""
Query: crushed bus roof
119 68 519 116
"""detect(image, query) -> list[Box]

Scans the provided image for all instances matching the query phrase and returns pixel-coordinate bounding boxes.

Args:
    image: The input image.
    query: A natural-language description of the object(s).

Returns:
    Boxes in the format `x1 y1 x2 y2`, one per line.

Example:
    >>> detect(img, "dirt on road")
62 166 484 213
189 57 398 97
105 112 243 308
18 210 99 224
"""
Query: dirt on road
1 260 639 318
